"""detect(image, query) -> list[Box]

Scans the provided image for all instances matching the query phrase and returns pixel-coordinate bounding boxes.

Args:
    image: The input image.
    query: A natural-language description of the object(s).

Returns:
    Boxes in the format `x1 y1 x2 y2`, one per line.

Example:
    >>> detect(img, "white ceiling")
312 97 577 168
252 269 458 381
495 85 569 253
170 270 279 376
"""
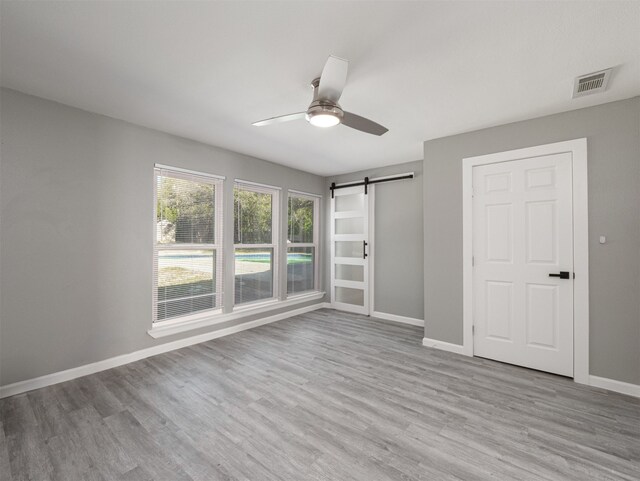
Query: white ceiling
1 1 639 176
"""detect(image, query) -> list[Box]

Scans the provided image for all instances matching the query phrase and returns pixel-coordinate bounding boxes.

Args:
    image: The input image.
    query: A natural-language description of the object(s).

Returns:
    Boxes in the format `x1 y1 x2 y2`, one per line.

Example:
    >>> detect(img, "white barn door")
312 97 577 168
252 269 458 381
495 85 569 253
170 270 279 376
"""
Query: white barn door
472 153 574 377
330 185 370 315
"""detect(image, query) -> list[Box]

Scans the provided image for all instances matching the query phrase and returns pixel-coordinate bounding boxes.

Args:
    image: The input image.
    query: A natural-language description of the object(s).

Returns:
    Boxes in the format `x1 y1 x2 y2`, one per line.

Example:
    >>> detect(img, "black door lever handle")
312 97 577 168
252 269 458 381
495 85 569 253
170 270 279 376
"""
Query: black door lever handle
549 271 571 279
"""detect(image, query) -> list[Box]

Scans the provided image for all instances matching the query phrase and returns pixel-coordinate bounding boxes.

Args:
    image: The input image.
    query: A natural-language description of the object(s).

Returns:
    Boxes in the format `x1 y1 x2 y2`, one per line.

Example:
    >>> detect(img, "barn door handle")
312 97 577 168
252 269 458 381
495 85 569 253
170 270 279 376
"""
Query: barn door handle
549 271 571 279
363 241 368 259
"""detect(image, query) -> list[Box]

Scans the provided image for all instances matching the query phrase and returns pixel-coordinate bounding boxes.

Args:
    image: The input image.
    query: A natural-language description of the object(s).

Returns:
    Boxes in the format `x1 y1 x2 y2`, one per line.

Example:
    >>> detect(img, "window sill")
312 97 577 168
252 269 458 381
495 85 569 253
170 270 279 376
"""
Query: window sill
232 297 281 313
148 291 325 339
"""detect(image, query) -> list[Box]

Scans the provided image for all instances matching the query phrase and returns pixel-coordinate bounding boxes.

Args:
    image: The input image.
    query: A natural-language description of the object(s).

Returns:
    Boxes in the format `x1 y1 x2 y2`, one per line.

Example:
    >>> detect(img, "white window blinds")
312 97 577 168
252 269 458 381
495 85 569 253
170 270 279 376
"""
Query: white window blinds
153 167 224 323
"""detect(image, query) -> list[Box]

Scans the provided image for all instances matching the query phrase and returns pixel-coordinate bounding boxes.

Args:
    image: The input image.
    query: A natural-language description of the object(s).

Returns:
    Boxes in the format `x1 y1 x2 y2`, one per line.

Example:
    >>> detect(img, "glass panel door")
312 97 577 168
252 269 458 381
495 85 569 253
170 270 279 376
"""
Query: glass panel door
330 185 370 315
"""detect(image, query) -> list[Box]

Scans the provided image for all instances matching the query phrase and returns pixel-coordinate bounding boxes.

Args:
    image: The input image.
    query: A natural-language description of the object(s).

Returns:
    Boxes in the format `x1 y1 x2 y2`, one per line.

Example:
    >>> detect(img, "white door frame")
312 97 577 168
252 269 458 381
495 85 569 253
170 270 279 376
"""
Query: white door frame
462 138 589 385
367 185 376 314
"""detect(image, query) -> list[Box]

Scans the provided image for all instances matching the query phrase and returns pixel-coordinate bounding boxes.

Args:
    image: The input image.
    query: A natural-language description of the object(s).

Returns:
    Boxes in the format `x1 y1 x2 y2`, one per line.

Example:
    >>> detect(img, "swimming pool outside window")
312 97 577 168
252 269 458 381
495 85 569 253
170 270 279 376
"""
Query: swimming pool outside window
153 167 224 323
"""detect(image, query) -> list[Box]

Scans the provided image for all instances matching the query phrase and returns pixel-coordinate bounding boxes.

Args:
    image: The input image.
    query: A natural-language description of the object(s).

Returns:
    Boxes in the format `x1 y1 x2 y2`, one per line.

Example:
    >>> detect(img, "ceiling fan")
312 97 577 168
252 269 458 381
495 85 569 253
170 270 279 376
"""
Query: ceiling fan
252 56 388 136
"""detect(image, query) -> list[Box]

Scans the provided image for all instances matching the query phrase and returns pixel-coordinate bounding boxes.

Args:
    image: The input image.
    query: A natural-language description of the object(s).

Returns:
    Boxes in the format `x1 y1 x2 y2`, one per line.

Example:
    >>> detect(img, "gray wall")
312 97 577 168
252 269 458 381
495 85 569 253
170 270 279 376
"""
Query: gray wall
424 97 640 385
326 160 424 321
0 88 326 386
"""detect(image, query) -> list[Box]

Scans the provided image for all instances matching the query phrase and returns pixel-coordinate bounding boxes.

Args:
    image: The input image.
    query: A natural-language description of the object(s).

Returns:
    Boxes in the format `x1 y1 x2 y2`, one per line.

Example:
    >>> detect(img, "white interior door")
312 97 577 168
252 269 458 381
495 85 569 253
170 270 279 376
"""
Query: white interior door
331 185 370 315
472 153 574 376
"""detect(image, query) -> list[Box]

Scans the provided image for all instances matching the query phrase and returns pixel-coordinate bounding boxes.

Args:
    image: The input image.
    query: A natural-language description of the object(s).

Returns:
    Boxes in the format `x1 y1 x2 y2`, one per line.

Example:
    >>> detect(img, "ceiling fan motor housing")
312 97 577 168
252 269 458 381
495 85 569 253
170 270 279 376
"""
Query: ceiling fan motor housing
307 78 343 123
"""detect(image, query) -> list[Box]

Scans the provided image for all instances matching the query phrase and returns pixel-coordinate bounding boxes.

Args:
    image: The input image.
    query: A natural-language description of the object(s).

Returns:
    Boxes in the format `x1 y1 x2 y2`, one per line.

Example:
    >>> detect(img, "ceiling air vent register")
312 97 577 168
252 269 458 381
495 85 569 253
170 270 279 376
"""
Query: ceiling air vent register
572 68 613 98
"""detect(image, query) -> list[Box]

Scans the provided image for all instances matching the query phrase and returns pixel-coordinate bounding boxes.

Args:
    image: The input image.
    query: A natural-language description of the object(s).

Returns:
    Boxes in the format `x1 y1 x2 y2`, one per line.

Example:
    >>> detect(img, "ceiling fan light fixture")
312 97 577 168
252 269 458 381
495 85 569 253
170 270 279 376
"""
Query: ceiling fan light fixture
306 102 344 128
308 113 340 128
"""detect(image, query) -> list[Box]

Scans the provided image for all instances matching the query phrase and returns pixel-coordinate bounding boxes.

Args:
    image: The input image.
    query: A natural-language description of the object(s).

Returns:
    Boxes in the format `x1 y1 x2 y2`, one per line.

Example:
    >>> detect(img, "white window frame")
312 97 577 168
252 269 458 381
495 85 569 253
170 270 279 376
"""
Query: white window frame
153 166 225 325
233 181 280 308
287 191 320 296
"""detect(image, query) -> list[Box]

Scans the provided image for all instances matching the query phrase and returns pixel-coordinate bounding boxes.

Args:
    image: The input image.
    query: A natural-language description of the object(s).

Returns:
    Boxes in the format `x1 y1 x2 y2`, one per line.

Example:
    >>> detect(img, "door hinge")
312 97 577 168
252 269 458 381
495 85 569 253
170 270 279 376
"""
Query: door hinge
472 325 475 335
472 255 475 267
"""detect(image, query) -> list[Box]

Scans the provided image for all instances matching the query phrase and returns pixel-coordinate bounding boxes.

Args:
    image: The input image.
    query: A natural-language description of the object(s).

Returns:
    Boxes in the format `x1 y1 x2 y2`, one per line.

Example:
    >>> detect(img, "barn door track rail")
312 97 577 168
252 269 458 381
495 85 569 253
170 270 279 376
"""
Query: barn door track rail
330 172 414 198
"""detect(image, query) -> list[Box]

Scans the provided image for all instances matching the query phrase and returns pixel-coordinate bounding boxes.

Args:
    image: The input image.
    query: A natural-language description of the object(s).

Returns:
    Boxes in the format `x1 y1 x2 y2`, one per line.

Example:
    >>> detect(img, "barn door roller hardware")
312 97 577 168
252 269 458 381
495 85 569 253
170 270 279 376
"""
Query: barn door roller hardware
330 172 414 198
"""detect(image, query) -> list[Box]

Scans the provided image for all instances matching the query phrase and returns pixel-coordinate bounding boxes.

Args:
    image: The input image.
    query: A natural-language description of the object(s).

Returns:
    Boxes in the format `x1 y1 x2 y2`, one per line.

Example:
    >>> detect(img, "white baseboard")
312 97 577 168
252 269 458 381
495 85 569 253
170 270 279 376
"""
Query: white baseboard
589 375 640 398
422 337 468 356
0 303 326 399
371 311 424 327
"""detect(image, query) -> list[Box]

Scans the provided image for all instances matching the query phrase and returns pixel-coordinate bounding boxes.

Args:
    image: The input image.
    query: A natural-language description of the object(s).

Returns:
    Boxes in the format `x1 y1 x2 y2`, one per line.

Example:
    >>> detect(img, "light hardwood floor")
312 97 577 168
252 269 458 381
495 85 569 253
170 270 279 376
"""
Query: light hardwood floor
1 309 639 480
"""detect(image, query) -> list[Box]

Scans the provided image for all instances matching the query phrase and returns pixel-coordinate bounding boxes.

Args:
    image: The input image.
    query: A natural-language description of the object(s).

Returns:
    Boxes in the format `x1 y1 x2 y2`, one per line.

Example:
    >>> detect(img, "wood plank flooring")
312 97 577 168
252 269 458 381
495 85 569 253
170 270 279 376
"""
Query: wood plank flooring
1 309 639 480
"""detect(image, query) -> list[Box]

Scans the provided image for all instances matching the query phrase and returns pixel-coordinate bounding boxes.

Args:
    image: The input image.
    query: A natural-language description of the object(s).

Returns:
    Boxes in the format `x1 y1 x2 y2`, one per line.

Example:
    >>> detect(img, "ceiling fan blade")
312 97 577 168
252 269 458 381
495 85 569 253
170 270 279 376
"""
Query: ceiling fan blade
252 112 306 127
318 55 348 102
342 112 388 136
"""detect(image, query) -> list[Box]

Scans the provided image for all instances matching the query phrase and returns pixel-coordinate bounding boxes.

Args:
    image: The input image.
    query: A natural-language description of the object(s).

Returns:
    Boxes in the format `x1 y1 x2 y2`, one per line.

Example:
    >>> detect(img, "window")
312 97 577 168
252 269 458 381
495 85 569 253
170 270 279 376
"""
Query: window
287 192 319 295
234 182 279 305
150 168 321 336
153 167 224 323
